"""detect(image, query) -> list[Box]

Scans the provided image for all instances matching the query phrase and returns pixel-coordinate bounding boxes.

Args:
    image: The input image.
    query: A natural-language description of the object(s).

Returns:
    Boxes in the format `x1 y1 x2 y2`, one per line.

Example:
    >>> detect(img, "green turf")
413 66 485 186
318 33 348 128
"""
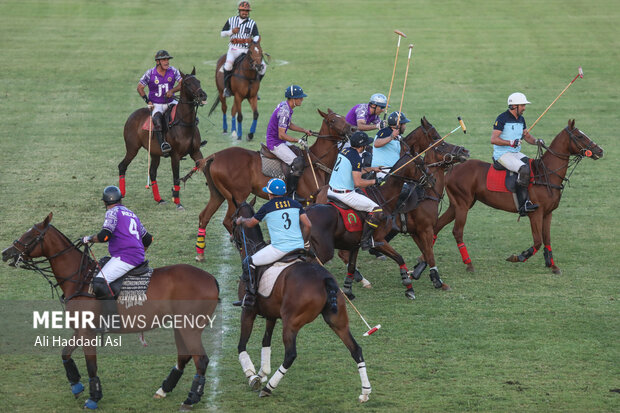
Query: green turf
0 0 618 412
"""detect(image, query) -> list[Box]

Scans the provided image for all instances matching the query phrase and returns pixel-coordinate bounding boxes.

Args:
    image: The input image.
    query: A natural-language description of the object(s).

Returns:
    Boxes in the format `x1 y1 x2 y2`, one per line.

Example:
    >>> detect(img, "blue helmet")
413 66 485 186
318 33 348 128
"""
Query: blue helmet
369 93 387 108
262 178 287 195
285 85 307 99
387 111 410 127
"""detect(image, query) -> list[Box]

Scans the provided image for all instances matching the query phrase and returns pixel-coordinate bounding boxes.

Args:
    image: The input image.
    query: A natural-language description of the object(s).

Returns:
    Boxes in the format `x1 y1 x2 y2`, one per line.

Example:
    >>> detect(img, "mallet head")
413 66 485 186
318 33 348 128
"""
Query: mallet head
394 29 407 38
363 324 381 336
578 66 584 78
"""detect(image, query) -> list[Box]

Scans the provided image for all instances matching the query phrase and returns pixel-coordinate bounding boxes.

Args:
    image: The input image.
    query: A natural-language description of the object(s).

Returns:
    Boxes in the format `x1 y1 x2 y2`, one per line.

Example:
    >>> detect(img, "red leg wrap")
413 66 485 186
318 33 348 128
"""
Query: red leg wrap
457 242 471 264
151 181 162 202
432 234 437 245
545 245 555 266
173 185 181 205
399 263 408 271
119 175 126 197
196 228 206 254
346 272 354 280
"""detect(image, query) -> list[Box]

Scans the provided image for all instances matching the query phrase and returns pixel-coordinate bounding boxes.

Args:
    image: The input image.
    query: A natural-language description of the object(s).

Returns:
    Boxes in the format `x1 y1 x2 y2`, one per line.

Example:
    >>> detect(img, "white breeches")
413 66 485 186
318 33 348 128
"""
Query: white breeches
271 143 297 165
152 101 177 116
497 151 526 173
95 256 136 283
224 47 266 75
327 189 378 212
252 244 289 266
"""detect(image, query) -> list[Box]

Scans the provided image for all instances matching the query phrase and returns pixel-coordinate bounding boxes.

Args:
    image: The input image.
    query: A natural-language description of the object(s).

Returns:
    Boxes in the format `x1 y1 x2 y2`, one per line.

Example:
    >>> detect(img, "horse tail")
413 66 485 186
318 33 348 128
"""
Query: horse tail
202 155 224 198
208 96 221 117
180 154 215 183
324 276 339 314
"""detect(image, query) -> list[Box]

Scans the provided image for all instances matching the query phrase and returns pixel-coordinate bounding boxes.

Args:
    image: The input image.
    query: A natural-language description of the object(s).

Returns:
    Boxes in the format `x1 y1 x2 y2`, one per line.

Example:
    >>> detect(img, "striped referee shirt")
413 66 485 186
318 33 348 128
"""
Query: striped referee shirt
221 16 259 49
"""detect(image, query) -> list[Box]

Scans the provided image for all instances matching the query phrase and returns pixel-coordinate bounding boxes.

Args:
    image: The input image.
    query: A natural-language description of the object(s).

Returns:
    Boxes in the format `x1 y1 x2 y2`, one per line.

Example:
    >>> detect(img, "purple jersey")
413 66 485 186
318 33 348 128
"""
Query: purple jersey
102 205 147 266
266 100 294 150
139 66 182 104
345 103 380 127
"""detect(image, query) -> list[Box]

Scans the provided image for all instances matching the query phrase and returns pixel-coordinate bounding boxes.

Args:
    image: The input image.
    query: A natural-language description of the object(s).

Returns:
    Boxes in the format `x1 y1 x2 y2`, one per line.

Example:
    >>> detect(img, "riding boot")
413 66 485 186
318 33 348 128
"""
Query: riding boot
286 173 301 200
516 185 539 217
153 113 171 156
233 256 257 308
223 70 232 98
91 278 117 333
360 210 384 251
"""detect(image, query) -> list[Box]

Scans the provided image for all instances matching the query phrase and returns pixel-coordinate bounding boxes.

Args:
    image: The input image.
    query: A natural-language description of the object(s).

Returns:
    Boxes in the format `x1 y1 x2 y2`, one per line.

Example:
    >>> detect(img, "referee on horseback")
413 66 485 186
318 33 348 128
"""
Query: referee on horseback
220 1 266 97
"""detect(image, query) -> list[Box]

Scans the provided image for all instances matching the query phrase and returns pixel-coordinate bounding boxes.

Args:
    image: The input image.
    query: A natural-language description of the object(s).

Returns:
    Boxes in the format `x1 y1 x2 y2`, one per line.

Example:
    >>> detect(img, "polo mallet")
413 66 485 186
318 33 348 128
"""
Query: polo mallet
528 66 584 134
314 255 381 336
396 44 414 128
146 105 154 189
390 117 467 176
385 30 407 116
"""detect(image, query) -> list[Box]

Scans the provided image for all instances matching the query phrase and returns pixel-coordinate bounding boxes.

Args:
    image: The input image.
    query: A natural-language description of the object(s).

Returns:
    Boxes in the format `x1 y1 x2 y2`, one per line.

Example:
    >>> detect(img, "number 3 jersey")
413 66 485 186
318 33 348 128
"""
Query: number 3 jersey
253 197 305 252
102 205 148 266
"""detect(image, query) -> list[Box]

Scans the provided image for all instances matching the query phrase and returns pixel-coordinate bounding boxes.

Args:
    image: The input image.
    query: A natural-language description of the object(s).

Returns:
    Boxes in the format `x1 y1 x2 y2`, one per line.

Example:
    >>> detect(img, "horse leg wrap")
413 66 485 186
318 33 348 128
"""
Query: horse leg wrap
239 351 257 377
457 242 472 264
266 365 288 392
517 246 538 262
196 228 206 254
432 234 437 245
429 267 443 289
343 275 355 299
172 185 181 205
543 245 555 267
411 260 427 280
88 376 102 403
63 358 81 384
358 361 372 397
399 264 412 286
258 347 271 379
161 365 184 393
183 374 205 406
222 113 228 133
118 175 126 197
151 181 162 203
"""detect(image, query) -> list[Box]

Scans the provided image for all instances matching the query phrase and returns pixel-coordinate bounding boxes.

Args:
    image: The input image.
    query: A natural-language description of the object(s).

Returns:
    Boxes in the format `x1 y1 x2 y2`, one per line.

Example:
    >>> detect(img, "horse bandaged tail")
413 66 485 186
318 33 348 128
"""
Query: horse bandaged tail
117 268 153 309
328 202 363 232
260 153 287 180
258 260 299 298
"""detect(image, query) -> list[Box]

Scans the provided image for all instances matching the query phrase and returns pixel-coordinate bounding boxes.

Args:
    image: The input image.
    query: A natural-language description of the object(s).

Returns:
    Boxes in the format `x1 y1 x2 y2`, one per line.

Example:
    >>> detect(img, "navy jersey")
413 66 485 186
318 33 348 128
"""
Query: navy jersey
254 197 305 252
493 110 527 159
329 148 363 190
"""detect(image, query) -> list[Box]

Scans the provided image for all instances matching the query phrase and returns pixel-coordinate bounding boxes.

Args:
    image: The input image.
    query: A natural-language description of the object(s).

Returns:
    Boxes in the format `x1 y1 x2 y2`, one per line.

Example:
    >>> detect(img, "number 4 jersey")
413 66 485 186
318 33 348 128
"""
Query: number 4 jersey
254 197 305 252
102 205 148 266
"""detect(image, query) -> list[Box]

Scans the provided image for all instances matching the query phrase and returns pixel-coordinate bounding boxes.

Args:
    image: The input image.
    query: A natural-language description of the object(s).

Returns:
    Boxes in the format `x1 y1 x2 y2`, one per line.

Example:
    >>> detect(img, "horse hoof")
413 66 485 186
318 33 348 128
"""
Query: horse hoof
176 204 185 211
231 131 238 139
71 382 84 398
506 254 519 263
247 133 254 141
195 254 205 262
259 387 272 398
83 399 98 409
404 290 416 300
465 265 475 272
441 283 451 291
358 393 370 403
552 267 562 275
342 289 355 300
249 375 262 391
361 278 372 289
179 403 193 411
156 199 167 205
153 387 166 399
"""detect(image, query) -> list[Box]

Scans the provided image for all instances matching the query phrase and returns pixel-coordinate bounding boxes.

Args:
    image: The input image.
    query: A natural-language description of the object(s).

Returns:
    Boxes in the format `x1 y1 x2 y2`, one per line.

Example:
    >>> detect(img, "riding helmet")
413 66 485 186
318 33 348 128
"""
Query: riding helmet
238 1 251 11
154 50 173 61
369 93 388 108
262 178 287 196
284 85 308 99
349 131 373 148
102 186 122 205
387 111 410 127
507 92 531 107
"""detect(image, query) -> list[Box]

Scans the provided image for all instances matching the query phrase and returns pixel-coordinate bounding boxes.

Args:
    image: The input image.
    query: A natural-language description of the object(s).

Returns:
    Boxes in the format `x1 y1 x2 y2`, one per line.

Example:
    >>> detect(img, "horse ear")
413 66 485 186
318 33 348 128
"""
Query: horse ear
191 66 196 76
317 109 327 118
43 212 53 226
250 196 257 207
180 70 186 77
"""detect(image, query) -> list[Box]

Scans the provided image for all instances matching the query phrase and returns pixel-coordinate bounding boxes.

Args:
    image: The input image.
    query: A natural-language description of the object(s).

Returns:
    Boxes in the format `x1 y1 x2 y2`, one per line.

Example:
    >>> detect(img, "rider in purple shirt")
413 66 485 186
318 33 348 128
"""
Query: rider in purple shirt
345 93 387 132
137 50 182 156
265 85 313 198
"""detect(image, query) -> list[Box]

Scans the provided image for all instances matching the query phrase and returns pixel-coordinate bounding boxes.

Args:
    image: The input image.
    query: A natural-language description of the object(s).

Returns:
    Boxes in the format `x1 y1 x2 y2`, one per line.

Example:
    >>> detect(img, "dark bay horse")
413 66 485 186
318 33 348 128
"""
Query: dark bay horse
187 109 354 262
307 151 432 300
119 68 208 209
2 213 219 410
434 120 603 274
209 40 264 140
230 201 372 402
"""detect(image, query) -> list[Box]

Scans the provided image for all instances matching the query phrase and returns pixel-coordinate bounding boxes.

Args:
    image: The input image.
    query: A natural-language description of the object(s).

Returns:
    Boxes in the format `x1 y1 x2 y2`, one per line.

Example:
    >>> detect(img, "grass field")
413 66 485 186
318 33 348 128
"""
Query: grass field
0 0 618 412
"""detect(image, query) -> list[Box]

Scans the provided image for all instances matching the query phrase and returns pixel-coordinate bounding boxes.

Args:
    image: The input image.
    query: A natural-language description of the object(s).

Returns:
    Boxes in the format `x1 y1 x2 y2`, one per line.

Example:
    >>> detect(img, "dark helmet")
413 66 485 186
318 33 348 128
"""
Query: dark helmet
387 111 411 127
238 1 251 11
349 131 373 148
284 85 307 99
102 186 122 205
154 50 173 61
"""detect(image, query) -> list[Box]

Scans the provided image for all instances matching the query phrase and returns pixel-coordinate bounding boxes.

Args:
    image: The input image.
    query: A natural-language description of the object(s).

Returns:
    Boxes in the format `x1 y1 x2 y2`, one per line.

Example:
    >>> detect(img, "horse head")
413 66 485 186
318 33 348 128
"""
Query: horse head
2 213 54 265
385 152 434 191
317 109 356 142
180 68 208 106
562 119 604 160
403 117 470 165
247 40 264 73
231 199 265 258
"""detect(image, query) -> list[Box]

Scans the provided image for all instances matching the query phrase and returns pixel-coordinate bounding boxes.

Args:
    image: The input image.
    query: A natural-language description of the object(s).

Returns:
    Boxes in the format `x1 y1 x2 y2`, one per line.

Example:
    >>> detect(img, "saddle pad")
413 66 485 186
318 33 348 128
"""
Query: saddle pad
260 154 286 180
258 260 298 298
486 168 510 192
141 105 177 131
116 268 153 309
328 202 363 232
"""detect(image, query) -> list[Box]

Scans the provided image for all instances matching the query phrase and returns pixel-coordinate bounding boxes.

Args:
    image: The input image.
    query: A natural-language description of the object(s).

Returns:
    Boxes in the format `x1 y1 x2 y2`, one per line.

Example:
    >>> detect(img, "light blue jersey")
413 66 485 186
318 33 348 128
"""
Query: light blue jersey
329 148 362 191
371 127 400 168
254 197 305 252
493 110 527 160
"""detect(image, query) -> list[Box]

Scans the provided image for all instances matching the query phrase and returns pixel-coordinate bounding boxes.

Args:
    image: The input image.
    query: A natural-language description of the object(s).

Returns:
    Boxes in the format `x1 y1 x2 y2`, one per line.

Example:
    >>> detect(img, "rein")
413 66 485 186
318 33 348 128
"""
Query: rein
171 74 204 128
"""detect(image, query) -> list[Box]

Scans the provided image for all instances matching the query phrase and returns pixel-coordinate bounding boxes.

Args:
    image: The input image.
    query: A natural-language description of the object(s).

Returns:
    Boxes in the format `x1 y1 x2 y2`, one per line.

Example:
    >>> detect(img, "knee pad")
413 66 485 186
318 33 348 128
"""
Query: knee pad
92 278 111 299
224 61 233 71
517 164 530 186
291 156 304 176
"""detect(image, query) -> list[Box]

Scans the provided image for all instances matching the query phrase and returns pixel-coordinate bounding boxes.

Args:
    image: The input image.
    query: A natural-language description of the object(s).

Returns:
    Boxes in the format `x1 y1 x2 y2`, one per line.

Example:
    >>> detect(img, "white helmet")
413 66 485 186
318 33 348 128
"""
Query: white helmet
369 93 387 108
507 92 531 106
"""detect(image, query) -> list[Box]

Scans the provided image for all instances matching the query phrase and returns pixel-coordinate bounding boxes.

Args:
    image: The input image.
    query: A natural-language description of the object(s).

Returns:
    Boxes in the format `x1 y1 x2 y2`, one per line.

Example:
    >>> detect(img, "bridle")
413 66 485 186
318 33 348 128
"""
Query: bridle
305 114 354 168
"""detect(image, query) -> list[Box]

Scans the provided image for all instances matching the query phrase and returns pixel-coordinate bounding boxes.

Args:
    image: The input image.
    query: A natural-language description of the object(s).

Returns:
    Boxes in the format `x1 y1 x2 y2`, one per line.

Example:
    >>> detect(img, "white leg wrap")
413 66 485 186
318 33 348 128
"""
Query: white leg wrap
154 387 166 398
358 361 371 402
430 266 438 272
258 347 271 379
238 351 256 378
266 365 288 392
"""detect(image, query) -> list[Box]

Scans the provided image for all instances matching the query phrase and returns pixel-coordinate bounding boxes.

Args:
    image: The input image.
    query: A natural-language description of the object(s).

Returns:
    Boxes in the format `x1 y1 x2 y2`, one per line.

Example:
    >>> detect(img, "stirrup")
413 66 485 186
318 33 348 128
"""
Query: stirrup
519 200 539 216
160 142 171 154
232 293 255 308
223 88 232 98
360 238 383 251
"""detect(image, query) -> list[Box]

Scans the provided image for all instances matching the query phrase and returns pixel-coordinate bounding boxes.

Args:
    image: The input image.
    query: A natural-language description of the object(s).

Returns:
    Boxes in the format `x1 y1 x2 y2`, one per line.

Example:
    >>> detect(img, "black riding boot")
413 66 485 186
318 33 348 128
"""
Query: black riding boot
516 185 538 217
153 113 171 156
233 256 256 308
91 278 117 333
223 70 232 98
360 210 384 251
286 173 301 200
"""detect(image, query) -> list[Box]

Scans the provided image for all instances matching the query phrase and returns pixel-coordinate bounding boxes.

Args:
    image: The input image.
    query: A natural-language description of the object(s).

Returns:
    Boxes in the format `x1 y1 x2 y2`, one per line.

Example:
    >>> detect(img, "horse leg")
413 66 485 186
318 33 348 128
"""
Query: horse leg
230 98 239 140
83 342 102 410
154 329 193 399
234 96 244 140
259 322 300 398
118 145 140 198
322 300 371 403
541 212 560 274
257 318 277 384
180 329 209 410
412 204 456 274
248 97 258 141
221 96 228 134
149 155 165 204
170 154 184 210
195 191 226 262
451 204 475 272
372 242 416 300
412 230 450 291
238 310 260 389
62 339 84 398
506 211 544 266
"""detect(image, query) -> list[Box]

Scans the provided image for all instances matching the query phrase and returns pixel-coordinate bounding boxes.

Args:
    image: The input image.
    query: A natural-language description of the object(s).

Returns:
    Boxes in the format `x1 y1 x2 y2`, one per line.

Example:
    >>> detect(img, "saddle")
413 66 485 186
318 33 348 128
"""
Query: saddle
486 157 533 193
326 197 364 232
95 256 152 299
254 249 315 298
141 105 177 131
259 144 305 180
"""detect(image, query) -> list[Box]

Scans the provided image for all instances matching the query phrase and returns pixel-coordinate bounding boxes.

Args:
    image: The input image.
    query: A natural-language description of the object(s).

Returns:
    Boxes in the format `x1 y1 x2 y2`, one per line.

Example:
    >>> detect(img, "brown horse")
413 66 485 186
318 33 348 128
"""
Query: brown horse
307 151 432 301
229 201 372 402
119 68 208 209
1 213 219 410
209 40 264 140
434 120 603 274
188 109 354 262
